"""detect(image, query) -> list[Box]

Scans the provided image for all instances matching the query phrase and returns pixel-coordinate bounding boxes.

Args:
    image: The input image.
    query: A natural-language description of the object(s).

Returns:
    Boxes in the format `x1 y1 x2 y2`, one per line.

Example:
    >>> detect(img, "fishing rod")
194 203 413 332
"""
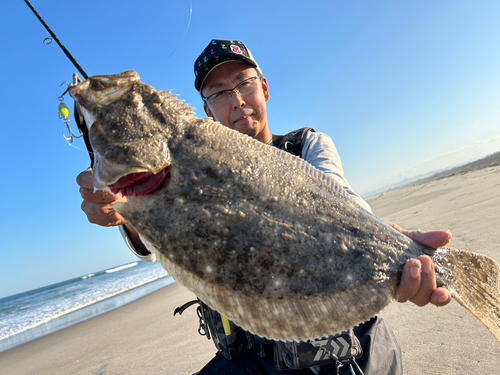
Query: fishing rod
24 0 94 166
24 0 88 79
24 0 194 167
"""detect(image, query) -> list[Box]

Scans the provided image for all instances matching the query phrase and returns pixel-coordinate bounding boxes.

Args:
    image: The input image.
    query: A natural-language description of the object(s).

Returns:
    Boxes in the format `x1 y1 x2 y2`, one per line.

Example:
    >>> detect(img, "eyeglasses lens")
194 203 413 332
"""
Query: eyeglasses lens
207 77 259 105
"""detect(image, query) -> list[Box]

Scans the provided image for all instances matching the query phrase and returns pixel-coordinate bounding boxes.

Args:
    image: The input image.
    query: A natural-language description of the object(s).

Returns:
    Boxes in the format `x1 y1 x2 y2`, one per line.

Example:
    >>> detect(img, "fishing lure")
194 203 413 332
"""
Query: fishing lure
58 99 81 142
24 0 92 163
58 79 83 142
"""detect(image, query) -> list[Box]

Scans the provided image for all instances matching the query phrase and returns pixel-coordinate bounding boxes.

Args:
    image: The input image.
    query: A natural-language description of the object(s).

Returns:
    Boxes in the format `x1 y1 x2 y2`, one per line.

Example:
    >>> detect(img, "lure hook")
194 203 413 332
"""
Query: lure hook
58 81 82 142
58 81 71 101
62 121 82 142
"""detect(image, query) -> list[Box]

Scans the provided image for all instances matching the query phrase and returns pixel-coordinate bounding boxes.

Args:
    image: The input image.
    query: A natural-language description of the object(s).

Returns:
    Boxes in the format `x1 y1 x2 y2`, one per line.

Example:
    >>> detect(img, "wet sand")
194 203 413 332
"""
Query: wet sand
0 283 216 375
1 165 499 374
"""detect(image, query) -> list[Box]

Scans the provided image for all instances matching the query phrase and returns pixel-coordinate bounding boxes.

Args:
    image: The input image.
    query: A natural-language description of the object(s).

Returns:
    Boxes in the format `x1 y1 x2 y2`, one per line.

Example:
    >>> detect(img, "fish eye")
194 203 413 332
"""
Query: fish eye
126 92 142 105
89 79 103 90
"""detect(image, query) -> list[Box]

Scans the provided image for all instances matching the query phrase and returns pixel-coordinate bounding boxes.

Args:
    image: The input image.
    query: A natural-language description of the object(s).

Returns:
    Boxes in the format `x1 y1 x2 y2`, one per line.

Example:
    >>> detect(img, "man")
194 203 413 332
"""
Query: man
77 39 452 374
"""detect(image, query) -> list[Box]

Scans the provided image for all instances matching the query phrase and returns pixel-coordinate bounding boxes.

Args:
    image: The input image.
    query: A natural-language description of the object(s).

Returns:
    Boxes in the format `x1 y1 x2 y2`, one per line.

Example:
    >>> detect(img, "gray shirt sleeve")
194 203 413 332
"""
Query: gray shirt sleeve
301 131 372 213
119 225 157 263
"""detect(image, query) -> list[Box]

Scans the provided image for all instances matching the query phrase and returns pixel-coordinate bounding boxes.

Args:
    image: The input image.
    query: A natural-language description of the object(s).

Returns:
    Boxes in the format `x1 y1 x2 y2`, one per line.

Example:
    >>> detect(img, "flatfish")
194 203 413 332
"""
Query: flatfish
70 71 500 342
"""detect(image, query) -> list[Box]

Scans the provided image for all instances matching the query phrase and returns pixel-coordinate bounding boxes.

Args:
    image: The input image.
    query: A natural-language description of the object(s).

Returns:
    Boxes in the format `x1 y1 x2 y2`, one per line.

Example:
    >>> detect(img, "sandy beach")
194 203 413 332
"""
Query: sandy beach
1 165 499 374
369 165 500 374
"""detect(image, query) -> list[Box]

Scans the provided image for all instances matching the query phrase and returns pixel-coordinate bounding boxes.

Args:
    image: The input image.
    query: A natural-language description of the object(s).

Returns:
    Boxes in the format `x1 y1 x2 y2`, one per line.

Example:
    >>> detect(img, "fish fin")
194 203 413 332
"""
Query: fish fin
159 250 397 341
157 90 195 116
202 121 364 211
434 247 500 342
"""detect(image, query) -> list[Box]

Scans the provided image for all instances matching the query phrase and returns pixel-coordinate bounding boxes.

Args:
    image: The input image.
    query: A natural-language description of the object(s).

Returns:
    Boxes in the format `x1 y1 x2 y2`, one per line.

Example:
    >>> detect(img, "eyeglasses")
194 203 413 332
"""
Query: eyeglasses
202 76 262 106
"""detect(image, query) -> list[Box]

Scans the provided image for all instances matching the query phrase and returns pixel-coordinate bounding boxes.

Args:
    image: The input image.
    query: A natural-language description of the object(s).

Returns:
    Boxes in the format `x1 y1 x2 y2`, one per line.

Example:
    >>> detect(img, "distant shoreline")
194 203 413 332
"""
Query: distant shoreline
363 150 500 199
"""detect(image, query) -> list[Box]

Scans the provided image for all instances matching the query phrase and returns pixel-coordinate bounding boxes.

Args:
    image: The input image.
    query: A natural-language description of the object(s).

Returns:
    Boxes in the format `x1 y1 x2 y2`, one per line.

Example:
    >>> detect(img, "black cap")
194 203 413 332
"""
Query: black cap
194 39 262 92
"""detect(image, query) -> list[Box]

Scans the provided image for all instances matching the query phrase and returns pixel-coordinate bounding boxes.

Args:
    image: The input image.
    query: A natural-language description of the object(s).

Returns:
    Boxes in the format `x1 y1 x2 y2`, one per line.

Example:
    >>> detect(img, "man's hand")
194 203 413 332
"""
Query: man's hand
77 168 150 255
76 168 127 227
390 223 453 307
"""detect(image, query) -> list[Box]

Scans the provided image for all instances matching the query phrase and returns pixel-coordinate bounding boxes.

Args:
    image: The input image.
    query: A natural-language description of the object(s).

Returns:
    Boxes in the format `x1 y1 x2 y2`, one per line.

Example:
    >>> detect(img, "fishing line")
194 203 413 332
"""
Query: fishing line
63 139 95 155
148 0 193 75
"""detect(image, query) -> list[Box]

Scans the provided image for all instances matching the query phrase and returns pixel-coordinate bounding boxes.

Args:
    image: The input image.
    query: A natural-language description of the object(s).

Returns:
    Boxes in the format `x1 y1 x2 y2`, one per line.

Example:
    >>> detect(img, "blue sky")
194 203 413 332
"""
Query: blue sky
1 0 499 298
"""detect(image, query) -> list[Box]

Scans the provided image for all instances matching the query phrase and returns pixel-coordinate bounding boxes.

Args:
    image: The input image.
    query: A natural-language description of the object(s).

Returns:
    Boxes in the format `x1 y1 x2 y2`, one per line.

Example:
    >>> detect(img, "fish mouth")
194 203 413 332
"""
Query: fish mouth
108 167 171 197
69 71 139 108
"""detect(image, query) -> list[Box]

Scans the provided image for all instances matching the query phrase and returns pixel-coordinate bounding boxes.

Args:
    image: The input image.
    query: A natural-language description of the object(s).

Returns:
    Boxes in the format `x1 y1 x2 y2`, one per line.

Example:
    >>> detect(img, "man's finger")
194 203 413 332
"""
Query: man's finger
82 201 127 226
86 211 127 227
81 201 118 217
409 256 436 306
389 223 452 248
79 186 123 204
76 168 94 189
397 258 421 303
430 287 453 307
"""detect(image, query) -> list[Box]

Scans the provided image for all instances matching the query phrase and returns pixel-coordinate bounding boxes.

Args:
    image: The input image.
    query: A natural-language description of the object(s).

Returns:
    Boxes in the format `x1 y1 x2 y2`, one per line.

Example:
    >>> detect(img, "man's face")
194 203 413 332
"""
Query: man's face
201 62 270 143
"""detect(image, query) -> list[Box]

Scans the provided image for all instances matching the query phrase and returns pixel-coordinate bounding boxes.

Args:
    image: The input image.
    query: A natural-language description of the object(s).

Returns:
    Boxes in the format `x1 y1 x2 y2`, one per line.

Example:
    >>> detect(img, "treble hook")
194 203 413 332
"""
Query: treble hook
58 81 82 142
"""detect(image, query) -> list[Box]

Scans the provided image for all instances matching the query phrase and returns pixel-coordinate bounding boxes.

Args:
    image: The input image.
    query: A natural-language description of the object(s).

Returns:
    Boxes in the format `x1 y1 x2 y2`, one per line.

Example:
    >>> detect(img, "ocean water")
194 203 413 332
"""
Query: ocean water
0 260 174 353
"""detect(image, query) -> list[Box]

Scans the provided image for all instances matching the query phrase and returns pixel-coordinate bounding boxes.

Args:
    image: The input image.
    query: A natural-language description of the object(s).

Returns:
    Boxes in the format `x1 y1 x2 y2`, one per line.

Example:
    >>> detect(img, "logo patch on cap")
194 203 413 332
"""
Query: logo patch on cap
230 45 243 54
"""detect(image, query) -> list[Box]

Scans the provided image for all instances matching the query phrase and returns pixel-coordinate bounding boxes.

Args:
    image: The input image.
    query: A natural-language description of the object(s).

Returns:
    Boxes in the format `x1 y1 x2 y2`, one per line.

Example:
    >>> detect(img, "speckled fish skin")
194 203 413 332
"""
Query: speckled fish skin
70 71 500 342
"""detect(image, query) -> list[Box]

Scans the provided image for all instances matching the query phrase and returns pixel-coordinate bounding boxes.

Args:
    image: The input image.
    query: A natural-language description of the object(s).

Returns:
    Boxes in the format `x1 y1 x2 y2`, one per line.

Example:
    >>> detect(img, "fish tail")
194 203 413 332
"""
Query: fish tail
433 247 500 342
